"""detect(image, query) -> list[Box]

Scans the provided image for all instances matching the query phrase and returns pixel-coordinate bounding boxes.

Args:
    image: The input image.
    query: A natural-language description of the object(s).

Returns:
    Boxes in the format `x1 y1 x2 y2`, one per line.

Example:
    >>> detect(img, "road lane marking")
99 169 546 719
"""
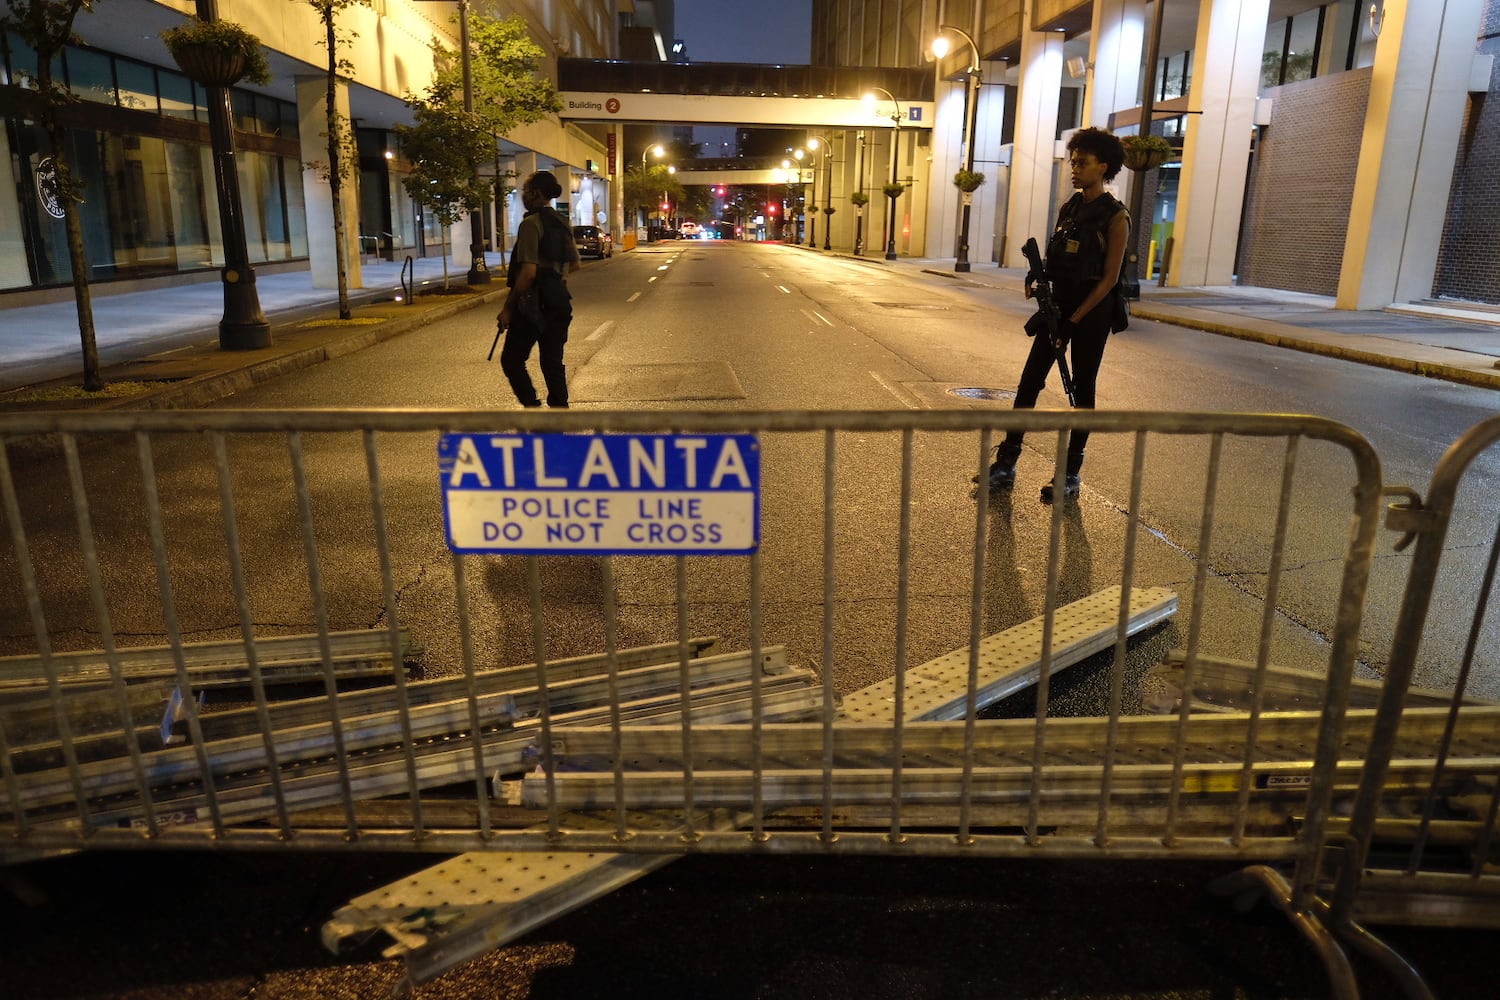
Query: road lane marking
627 292 642 302
658 265 670 271
800 309 833 327
777 285 791 294
870 371 921 409
648 276 658 282
586 320 614 342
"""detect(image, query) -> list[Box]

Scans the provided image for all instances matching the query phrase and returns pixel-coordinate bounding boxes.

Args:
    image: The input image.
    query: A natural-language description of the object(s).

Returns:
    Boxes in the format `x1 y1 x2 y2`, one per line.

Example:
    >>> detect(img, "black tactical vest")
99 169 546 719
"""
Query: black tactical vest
1045 192 1128 286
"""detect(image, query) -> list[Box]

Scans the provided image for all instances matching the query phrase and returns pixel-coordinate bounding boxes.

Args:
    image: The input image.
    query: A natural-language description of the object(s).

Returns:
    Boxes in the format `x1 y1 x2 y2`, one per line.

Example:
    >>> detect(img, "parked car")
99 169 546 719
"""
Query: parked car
572 225 612 259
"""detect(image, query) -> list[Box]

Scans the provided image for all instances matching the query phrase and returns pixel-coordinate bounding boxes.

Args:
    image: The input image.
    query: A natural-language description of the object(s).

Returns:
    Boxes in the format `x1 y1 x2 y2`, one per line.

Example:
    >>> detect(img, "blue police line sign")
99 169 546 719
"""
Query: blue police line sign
439 433 760 555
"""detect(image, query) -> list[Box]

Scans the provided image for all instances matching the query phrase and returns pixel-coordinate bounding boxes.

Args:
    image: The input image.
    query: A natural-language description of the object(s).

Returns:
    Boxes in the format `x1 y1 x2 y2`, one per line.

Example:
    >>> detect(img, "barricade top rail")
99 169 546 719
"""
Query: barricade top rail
0 406 1383 452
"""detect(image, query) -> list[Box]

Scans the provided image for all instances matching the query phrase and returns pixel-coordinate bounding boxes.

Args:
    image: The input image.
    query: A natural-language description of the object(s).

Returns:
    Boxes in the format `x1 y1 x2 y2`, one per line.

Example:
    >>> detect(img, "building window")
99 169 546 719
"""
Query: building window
66 46 115 106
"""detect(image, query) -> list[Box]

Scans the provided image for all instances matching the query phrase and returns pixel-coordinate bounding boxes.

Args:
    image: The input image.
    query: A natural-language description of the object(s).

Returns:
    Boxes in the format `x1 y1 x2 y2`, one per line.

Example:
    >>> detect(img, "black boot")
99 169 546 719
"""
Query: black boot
973 442 1022 490
1040 449 1084 504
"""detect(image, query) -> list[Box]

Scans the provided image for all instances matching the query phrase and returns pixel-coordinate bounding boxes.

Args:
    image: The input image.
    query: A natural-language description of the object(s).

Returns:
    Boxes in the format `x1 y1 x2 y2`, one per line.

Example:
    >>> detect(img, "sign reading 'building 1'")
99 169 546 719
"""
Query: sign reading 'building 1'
440 433 760 556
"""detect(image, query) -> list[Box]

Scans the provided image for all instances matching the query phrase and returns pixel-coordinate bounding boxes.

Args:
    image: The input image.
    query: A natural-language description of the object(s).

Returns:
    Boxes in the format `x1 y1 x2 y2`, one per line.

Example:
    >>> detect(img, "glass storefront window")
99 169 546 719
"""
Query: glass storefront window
116 59 158 113
159 69 196 120
66 46 114 106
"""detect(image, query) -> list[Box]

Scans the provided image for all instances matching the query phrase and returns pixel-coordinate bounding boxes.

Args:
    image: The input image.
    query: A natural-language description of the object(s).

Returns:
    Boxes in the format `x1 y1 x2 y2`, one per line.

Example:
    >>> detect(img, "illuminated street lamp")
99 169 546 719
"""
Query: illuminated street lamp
931 25 981 273
865 87 903 261
806 134 834 250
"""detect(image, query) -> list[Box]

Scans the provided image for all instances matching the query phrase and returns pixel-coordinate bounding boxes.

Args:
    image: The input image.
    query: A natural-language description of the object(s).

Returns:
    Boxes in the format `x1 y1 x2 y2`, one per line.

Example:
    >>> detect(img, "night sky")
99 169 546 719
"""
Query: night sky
673 0 813 65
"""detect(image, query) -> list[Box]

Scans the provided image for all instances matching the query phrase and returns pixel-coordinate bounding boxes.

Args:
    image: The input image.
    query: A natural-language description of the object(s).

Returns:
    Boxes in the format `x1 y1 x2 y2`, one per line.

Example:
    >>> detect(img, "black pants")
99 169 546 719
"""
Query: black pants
1002 298 1111 473
500 311 570 407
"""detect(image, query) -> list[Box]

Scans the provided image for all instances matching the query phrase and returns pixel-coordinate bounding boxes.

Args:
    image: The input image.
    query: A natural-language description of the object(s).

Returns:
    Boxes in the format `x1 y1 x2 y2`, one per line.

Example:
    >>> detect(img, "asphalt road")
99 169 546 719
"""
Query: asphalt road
5 240 1500 997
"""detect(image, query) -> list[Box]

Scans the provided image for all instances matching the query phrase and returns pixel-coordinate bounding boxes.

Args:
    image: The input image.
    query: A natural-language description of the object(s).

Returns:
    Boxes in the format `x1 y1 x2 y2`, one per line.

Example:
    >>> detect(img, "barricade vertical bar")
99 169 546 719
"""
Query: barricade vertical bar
1405 515 1500 876
287 432 357 834
958 429 994 846
1097 431 1148 846
1026 433 1073 845
211 431 292 835
527 556 561 839
1166 432 1223 845
0 440 82 834
449 551 491 838
888 428 914 845
135 431 224 838
601 557 629 841
1234 437 1300 845
821 429 836 845
749 548 767 841
675 557 699 841
362 429 426 839
62 434 159 835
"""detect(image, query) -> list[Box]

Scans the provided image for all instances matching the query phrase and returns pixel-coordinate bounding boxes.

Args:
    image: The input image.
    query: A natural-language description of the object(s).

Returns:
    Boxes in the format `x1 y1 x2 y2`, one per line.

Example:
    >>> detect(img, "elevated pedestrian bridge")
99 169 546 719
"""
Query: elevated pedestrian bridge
556 59 935 130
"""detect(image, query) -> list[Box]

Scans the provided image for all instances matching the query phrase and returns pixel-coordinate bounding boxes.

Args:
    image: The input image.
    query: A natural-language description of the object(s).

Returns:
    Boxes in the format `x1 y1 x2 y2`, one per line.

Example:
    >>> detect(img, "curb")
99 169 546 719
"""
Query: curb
1129 304 1500 393
107 286 510 410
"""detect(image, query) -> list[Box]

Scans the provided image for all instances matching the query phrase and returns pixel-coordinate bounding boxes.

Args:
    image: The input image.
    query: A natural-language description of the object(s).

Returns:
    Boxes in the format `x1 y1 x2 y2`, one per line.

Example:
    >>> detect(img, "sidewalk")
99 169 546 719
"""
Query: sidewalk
884 252 1500 392
3 246 1498 412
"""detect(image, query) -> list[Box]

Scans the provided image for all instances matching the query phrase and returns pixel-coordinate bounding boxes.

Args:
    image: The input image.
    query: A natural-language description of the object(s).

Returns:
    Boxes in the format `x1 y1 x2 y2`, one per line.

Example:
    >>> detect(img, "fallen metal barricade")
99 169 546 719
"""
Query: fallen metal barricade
1326 412 1500 942
1 408 1387 989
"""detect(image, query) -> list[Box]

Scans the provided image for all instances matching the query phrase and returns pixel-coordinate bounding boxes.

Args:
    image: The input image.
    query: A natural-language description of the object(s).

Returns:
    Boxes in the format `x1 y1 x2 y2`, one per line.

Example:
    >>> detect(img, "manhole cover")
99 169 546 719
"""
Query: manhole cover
949 387 1015 401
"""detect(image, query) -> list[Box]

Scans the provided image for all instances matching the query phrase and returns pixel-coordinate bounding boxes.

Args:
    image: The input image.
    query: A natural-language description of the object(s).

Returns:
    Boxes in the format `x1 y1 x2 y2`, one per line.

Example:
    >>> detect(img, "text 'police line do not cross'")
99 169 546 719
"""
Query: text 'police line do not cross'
440 433 760 556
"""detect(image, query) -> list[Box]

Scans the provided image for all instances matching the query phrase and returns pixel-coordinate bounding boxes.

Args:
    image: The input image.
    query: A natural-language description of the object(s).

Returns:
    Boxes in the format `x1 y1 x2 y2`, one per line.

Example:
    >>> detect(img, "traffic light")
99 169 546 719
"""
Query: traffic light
767 204 777 215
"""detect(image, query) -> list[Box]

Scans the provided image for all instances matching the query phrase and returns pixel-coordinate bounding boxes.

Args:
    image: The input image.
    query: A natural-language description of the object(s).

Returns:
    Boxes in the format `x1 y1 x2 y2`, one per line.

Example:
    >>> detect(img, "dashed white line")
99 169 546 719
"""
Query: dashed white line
777 285 791 294
586 320 615 341
800 308 833 327
627 291 642 302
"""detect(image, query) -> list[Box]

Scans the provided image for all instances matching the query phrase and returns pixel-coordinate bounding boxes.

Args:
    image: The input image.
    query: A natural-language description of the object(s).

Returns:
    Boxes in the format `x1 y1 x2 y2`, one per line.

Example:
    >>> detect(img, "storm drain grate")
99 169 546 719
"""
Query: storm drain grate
949 387 1016 401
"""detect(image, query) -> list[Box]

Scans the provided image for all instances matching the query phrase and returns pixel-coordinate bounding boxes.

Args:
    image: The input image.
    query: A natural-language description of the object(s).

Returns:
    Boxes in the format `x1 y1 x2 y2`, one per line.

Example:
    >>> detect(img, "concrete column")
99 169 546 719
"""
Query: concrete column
926 76 965 258
971 62 1009 264
1337 0 1486 309
1169 0 1269 288
295 74 362 290
1004 2 1065 269
1083 0 1146 128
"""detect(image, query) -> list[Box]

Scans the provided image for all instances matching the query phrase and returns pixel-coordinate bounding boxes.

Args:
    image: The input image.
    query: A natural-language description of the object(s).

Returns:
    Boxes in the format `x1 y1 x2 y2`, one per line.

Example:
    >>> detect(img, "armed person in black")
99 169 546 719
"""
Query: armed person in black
980 127 1131 503
497 170 581 408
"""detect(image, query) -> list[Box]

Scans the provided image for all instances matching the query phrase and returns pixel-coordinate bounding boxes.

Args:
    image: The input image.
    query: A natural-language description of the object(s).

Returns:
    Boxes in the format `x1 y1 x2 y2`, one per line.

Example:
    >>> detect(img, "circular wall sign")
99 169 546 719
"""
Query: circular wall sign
605 98 621 114
36 156 65 219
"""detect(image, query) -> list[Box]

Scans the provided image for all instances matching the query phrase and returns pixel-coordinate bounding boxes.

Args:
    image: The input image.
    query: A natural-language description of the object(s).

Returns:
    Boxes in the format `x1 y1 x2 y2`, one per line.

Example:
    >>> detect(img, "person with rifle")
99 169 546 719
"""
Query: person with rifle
495 170 581 408
977 126 1131 503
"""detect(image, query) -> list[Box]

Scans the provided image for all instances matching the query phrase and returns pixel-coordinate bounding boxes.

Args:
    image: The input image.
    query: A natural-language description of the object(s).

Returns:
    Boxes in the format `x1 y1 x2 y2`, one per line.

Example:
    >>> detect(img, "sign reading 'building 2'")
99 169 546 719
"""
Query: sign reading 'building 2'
440 433 760 556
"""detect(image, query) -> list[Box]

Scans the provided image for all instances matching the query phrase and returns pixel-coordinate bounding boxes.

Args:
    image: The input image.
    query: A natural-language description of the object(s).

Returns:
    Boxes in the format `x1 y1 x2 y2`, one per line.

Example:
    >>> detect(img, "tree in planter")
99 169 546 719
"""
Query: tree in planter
424 12 558 257
395 101 492 291
1 0 106 390
302 0 367 321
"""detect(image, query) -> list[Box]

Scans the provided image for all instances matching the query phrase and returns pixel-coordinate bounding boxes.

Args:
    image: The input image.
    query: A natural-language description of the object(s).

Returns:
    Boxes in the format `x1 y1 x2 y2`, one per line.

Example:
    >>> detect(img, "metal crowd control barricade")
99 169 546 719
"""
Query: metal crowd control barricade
0 408 1385 989
1326 412 1500 944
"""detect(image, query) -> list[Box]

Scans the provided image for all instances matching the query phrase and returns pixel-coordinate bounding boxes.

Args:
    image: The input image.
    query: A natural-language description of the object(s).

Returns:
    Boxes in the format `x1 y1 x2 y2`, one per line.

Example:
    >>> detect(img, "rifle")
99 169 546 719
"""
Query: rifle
1021 237 1077 407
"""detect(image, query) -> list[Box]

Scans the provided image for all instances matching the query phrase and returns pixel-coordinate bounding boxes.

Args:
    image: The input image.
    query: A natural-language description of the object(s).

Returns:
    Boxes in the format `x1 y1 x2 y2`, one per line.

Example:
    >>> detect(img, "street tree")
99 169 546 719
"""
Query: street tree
301 0 367 320
624 165 684 229
424 12 559 251
0 0 105 390
394 101 492 290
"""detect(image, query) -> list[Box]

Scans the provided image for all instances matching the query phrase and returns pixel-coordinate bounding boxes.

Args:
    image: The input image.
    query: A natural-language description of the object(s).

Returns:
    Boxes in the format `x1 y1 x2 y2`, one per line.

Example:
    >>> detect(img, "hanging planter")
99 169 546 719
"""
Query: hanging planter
953 169 986 193
161 18 272 88
822 206 836 216
1121 134 1173 172
882 182 906 199
850 191 869 208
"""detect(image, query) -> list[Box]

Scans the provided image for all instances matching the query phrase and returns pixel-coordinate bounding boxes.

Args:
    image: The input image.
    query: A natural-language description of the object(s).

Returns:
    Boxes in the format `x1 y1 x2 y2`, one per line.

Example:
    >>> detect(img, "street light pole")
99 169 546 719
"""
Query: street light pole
867 87 903 261
194 0 269 349
853 130 866 256
641 144 664 237
805 134 833 250
1127 0 1167 290
459 0 489 285
933 25 981 272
